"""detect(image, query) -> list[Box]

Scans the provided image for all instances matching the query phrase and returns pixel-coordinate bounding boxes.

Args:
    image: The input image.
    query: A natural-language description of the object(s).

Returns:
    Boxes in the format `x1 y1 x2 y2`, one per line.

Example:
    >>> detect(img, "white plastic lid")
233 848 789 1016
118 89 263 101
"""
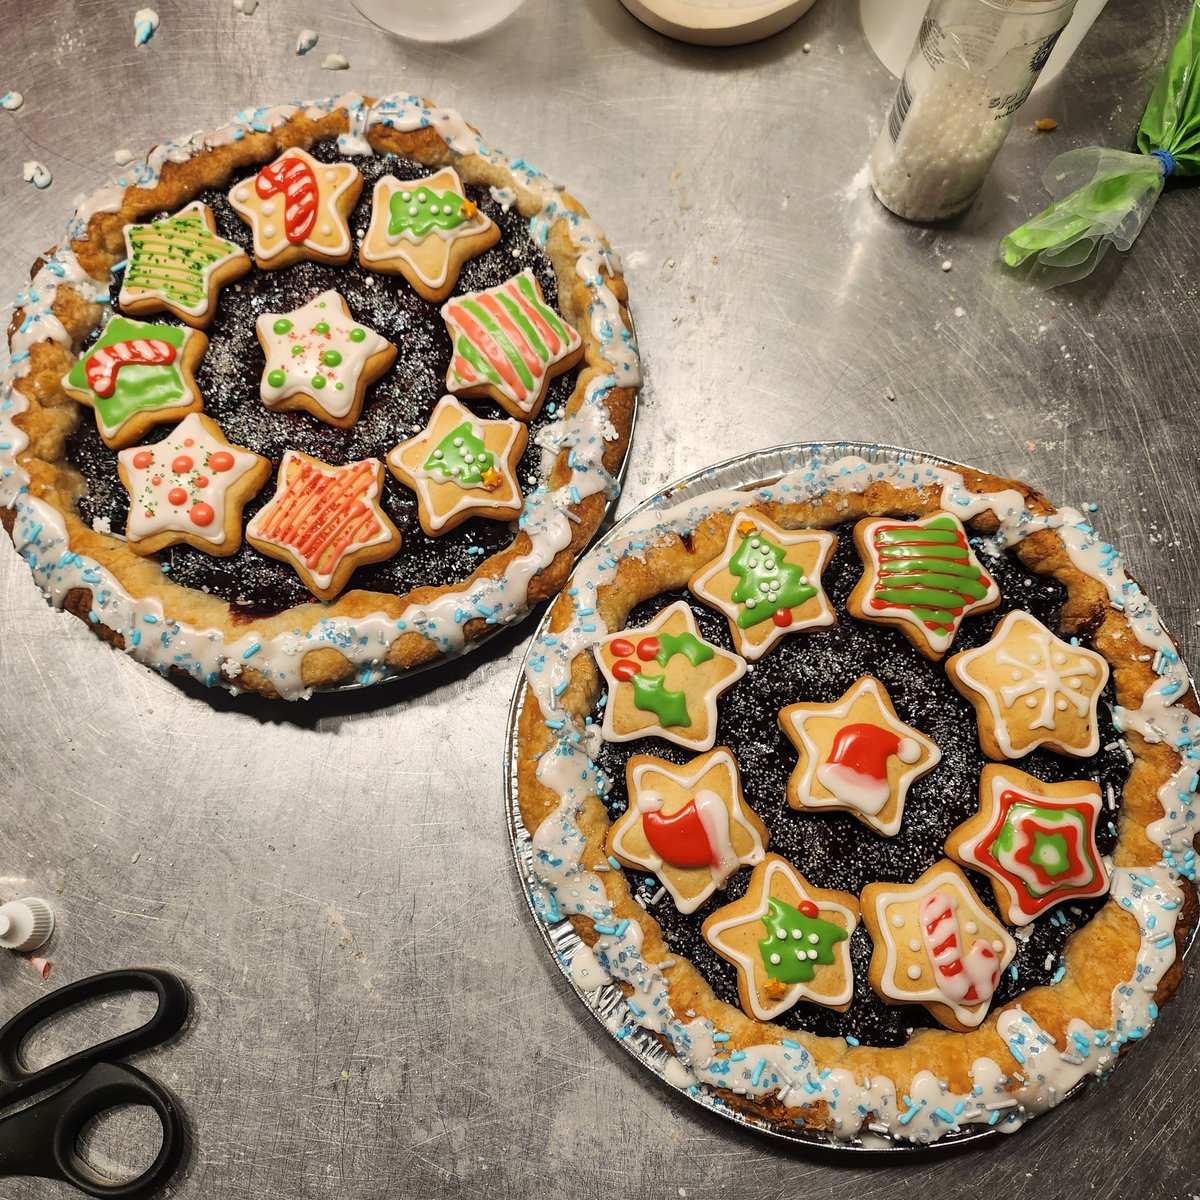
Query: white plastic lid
0 897 55 953
619 0 818 47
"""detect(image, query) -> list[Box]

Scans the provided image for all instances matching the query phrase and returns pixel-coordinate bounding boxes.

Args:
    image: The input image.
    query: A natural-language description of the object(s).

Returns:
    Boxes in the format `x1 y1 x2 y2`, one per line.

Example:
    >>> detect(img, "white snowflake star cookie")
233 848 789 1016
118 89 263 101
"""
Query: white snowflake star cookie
255 290 396 429
947 610 1110 759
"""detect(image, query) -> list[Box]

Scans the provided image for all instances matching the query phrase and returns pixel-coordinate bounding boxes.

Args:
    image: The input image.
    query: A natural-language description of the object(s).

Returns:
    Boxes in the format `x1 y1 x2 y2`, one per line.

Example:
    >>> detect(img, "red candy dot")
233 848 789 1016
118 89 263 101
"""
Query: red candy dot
132 450 154 469
798 900 819 919
193 475 209 488
772 608 793 628
151 475 162 487
172 454 194 473
209 451 235 473
611 659 641 682
189 503 215 527
636 636 660 661
167 487 188 506
610 637 635 658
183 438 195 447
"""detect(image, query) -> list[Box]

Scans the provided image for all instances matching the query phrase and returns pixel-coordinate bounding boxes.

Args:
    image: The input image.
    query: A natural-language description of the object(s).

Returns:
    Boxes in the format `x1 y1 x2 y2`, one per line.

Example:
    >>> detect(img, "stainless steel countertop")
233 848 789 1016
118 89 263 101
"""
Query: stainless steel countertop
1 1 1197 1197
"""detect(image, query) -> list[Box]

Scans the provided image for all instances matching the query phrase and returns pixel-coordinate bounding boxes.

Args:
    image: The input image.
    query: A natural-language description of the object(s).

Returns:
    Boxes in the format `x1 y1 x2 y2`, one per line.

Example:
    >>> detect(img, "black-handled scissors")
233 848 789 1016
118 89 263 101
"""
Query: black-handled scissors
0 968 189 1198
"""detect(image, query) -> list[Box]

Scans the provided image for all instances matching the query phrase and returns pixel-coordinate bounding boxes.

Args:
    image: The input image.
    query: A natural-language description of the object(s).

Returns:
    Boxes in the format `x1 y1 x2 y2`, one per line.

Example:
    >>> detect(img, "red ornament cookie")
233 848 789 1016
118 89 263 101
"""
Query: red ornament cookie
945 764 1110 925
778 676 940 837
606 747 768 914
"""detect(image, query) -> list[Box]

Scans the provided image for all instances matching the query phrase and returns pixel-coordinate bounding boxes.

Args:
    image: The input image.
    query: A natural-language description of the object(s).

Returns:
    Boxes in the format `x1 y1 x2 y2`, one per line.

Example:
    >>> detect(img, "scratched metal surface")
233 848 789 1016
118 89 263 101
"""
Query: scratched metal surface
0 1 1197 1198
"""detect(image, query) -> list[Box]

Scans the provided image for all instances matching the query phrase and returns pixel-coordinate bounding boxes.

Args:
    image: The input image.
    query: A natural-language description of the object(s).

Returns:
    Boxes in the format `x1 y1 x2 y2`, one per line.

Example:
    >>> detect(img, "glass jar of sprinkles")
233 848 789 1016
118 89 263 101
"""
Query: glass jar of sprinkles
870 0 1079 222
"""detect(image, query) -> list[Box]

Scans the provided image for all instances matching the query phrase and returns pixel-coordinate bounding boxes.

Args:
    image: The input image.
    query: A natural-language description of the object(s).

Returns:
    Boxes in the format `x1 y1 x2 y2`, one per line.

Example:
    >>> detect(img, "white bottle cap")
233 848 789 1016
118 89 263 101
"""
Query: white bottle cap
0 897 55 953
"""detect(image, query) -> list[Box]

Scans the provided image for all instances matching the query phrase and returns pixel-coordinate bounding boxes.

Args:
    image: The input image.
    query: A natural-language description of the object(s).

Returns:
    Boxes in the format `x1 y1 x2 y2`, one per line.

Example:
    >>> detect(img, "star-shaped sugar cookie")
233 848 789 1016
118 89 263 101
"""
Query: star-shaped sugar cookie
594 601 747 752
255 290 396 429
945 764 1109 926
359 168 500 301
246 452 400 601
117 413 270 556
229 148 362 269
848 512 1000 659
702 854 858 1020
778 676 940 837
442 269 584 421
386 395 528 536
861 860 1016 1032
947 610 1110 759
607 747 768 914
119 201 250 328
62 316 208 449
689 514 837 661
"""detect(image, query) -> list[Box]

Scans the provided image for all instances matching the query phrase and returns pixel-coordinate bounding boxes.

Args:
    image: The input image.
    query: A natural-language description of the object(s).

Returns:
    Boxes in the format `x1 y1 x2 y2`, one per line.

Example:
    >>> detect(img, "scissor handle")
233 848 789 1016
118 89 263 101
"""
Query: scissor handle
0 1060 185 1198
0 968 188 1107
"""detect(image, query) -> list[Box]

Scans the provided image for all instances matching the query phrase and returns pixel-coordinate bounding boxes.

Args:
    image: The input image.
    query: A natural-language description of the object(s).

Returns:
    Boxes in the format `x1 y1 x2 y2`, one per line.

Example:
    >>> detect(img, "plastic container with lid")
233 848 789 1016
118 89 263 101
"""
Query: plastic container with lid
869 0 1079 223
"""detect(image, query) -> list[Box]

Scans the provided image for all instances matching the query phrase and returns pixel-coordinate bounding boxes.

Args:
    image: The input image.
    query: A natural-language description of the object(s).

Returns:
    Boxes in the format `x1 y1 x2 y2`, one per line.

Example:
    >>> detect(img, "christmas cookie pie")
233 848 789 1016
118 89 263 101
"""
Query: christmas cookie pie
1 94 638 698
515 448 1197 1145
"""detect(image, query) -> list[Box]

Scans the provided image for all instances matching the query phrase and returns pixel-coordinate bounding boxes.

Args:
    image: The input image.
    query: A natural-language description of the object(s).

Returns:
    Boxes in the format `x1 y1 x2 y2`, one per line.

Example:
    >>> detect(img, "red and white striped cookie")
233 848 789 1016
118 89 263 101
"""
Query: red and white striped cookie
229 148 362 269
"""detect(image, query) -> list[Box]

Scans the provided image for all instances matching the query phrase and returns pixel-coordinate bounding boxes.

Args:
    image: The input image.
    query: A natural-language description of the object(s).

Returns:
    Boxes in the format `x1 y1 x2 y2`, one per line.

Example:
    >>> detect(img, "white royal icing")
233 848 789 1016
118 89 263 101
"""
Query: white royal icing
521 448 1196 1142
257 290 389 421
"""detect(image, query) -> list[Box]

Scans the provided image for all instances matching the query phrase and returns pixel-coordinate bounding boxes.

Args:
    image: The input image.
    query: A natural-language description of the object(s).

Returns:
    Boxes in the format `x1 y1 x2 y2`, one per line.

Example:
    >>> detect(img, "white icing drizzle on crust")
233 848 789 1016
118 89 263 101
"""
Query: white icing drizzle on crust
0 94 640 698
524 450 1197 1143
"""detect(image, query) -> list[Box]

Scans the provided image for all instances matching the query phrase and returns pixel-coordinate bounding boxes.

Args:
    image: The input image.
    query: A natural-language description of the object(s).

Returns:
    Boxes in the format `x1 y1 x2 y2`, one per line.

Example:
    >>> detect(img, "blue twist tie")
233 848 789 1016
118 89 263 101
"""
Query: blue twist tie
1149 147 1177 176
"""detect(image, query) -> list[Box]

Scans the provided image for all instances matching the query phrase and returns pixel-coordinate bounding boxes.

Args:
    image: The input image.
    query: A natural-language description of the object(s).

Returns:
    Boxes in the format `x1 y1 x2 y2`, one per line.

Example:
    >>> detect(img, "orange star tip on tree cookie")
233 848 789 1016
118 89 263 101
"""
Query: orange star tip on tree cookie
947 609 1110 759
594 601 747 752
116 413 270 557
607 747 768 915
387 395 528 536
945 764 1110 926
441 269 584 421
688 513 837 662
245 452 400 602
861 860 1017 1033
702 854 859 1020
228 147 362 269
118 201 250 329
778 676 940 837
848 512 1000 660
359 167 501 301
255 290 396 430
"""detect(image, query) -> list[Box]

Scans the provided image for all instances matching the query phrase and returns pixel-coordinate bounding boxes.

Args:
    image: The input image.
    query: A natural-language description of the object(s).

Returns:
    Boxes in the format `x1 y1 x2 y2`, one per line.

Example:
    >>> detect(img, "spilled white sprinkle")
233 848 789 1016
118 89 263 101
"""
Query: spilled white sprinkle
134 7 160 46
296 29 319 54
114 148 134 166
22 161 51 188
233 0 259 11
1 91 23 112
321 52 349 70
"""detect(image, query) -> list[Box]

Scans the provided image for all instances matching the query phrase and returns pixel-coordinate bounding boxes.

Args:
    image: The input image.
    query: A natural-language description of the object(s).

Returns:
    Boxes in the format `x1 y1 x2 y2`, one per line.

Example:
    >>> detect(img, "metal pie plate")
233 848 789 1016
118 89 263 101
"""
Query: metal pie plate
504 440 1198 1153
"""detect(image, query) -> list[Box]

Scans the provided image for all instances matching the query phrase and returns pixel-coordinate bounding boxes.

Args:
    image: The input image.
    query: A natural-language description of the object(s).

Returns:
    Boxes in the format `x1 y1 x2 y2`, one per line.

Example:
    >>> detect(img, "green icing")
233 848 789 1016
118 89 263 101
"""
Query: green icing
1027 830 1072 876
631 673 691 727
728 531 817 628
124 210 240 314
654 630 714 668
871 516 990 633
67 317 191 436
388 185 469 239
423 420 494 488
758 897 848 985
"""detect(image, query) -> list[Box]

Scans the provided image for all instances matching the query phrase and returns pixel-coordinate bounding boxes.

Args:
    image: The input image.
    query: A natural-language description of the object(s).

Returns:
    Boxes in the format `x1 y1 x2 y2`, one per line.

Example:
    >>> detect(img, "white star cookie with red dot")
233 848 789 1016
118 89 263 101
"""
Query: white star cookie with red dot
229 148 362 268
256 290 395 430
116 413 270 556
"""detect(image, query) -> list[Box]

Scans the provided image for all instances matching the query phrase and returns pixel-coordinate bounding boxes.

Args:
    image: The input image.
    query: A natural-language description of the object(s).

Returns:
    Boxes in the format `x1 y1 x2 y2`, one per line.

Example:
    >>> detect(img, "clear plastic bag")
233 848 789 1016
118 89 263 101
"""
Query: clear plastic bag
1001 0 1200 286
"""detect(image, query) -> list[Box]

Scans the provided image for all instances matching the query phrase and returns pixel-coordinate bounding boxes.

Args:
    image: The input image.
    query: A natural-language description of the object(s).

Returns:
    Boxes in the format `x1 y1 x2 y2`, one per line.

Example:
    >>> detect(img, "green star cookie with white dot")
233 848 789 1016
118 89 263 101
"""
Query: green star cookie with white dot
255 289 395 430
